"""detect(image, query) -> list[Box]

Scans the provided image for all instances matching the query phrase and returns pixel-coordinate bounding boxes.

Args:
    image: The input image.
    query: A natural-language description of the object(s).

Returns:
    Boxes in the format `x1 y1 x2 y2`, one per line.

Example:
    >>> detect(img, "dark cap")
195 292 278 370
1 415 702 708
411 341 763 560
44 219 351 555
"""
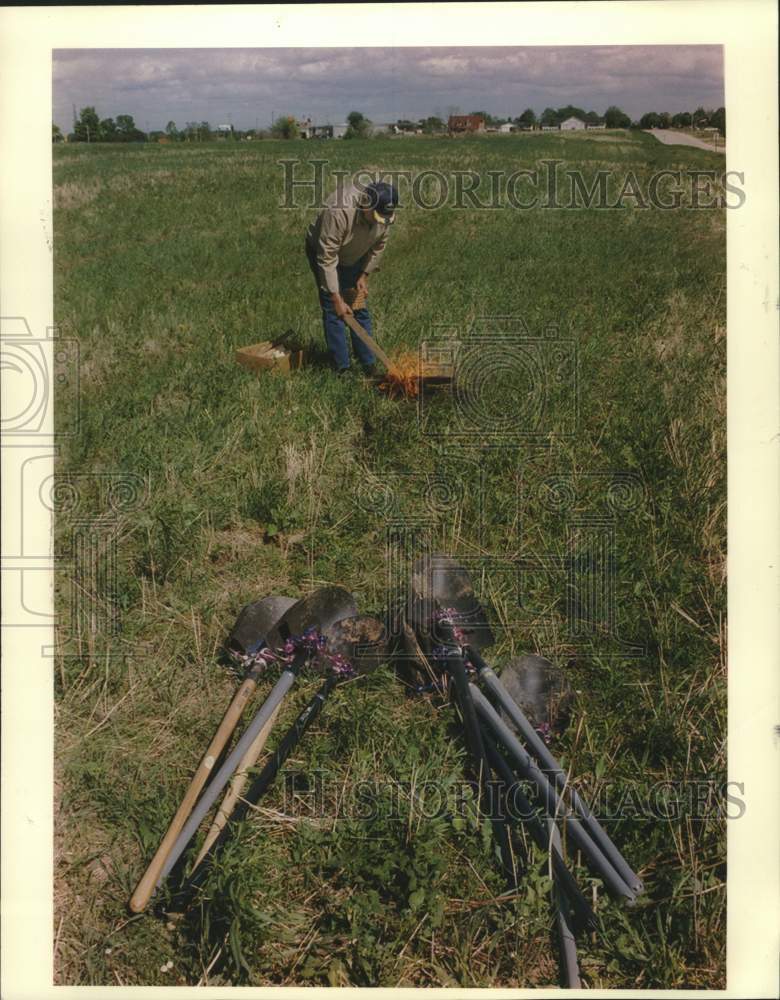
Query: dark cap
364 181 399 223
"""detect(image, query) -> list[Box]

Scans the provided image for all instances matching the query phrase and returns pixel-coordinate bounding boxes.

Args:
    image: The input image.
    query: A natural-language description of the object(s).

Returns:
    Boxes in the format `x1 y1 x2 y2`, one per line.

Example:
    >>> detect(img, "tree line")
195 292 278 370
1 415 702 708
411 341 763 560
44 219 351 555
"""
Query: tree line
638 107 725 135
55 103 726 143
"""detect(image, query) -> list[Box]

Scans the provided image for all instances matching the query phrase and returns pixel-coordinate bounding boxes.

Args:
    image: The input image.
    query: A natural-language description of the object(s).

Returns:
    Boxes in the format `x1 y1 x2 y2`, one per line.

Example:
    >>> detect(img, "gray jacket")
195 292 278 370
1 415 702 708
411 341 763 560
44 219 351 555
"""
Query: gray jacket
305 183 389 295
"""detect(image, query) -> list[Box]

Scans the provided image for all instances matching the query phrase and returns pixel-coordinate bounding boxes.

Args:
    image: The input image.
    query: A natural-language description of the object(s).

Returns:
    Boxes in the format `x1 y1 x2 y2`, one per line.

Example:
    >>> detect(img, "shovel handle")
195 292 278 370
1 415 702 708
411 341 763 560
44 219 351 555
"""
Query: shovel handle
128 674 258 913
342 314 397 376
191 700 282 869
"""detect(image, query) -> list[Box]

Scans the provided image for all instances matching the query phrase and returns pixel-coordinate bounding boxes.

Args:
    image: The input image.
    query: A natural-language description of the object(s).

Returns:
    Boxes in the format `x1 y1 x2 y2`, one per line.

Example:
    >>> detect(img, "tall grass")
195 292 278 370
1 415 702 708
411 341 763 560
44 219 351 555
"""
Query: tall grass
53 132 726 987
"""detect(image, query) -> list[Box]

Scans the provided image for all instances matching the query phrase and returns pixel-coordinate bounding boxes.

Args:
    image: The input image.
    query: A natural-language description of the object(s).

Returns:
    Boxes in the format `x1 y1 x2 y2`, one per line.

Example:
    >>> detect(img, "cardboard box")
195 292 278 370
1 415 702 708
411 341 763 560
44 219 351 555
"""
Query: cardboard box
236 340 304 374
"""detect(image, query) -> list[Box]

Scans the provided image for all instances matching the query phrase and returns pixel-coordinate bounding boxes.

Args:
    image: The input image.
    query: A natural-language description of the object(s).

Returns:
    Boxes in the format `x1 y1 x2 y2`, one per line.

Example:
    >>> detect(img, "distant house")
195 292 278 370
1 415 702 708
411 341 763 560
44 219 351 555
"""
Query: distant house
498 122 515 133
560 116 586 131
585 121 606 130
541 124 559 131
306 122 349 139
448 114 485 133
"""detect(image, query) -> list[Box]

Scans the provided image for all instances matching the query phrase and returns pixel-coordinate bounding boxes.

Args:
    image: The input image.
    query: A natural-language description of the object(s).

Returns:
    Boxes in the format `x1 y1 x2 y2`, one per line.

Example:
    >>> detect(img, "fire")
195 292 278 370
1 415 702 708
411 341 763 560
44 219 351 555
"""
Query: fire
378 352 429 400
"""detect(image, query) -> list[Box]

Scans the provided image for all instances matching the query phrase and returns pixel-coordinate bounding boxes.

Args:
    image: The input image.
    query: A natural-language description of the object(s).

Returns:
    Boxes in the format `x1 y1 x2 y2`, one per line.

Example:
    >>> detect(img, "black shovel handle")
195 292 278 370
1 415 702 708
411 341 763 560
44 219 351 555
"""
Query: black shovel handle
482 726 596 931
436 627 516 885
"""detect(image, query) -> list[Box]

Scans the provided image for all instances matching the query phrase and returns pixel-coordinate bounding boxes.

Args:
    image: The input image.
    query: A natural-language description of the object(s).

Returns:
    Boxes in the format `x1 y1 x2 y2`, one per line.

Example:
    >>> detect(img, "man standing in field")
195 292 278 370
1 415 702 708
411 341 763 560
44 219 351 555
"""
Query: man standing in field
305 179 398 375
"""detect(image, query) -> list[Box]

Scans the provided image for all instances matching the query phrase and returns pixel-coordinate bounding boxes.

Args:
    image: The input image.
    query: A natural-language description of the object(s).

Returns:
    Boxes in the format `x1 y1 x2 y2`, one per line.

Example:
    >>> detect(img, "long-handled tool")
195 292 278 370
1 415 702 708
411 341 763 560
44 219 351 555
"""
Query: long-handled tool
432 616 518 885
154 586 357 894
129 595 296 913
405 556 595 986
171 614 390 908
190 596 298 867
414 553 643 898
193 612 386 869
469 645 641 895
191 703 283 870
342 312 399 377
406 583 517 886
483 728 583 987
548 818 581 989
471 682 634 900
481 727 595 932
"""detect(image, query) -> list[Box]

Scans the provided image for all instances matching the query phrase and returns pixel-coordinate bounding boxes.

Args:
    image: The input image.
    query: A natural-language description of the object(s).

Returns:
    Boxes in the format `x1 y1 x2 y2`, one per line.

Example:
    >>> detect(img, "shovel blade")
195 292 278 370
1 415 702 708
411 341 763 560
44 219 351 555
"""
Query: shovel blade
226 595 297 657
265 585 358 649
498 655 574 735
409 553 495 649
322 615 389 674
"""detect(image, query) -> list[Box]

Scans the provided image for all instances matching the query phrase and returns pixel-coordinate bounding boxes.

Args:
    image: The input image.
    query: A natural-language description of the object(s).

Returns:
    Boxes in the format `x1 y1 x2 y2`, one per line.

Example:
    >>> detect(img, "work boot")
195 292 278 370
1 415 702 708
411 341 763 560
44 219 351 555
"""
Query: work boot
361 363 377 378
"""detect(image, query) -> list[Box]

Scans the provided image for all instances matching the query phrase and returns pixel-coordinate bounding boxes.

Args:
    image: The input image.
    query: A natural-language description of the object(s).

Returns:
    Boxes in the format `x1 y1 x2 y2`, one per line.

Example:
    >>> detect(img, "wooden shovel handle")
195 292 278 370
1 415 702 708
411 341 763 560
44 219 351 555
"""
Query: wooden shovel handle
343 314 397 376
128 675 258 912
191 701 283 869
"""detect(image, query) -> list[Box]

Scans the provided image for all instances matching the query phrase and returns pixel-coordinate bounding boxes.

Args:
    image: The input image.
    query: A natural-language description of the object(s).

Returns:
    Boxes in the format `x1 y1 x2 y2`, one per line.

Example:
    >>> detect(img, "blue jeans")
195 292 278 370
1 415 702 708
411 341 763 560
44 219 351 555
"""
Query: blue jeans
308 254 375 370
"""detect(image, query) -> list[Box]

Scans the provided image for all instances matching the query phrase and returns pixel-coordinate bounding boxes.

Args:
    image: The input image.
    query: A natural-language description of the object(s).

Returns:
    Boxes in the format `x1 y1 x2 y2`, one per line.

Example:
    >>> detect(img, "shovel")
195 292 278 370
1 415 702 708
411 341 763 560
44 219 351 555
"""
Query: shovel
482 727 584 988
342 312 399 377
406 577 516 885
155 585 357 893
129 595 296 913
176 614 390 904
191 596 298 869
412 552 642 899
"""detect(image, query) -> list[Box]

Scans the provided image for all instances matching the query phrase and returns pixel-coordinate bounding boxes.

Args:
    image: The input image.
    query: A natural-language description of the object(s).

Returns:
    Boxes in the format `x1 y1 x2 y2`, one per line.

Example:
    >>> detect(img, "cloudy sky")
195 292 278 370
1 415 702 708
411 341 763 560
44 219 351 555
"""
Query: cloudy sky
53 46 724 131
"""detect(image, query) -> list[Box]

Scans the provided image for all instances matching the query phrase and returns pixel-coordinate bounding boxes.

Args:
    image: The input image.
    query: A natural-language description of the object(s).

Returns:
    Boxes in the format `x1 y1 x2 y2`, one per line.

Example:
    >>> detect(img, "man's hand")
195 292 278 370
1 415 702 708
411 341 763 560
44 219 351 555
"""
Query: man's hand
356 273 369 297
331 293 353 319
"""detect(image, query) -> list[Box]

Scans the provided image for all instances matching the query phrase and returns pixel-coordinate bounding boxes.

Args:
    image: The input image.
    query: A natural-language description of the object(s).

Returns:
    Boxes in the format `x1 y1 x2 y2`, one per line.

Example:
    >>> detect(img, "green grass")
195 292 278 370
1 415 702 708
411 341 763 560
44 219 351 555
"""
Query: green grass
53 132 726 987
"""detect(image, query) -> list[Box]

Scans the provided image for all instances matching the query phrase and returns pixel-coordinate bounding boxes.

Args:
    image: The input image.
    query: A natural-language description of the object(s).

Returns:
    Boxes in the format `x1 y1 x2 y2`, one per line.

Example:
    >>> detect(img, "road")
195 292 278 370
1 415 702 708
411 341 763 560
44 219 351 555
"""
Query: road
645 129 725 153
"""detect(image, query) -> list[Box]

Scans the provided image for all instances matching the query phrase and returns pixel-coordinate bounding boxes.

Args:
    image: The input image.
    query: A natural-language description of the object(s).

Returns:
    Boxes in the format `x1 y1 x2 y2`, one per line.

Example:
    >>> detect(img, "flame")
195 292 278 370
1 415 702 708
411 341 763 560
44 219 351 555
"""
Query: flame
378 352 429 400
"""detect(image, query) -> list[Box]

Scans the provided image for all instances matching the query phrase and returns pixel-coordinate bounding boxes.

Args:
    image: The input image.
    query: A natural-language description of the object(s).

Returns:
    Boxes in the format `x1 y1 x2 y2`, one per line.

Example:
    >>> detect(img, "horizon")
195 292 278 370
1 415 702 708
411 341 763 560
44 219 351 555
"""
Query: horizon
53 46 724 133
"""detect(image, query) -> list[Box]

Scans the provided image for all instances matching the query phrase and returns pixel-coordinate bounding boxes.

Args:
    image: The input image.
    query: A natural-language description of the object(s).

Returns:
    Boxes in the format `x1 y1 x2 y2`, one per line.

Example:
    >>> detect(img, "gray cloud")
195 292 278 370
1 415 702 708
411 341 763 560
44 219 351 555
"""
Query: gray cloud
53 46 724 131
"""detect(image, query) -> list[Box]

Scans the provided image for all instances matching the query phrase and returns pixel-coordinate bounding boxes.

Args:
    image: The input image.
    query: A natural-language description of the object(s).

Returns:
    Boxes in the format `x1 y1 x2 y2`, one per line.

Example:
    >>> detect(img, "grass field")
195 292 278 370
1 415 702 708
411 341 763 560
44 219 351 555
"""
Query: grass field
53 131 727 988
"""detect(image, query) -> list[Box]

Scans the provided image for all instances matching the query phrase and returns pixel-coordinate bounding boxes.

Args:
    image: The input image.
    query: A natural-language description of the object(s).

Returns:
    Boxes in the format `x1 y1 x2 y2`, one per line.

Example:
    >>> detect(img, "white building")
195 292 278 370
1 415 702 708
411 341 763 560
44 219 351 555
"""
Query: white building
585 122 606 130
304 122 349 139
560 116 586 131
499 122 514 133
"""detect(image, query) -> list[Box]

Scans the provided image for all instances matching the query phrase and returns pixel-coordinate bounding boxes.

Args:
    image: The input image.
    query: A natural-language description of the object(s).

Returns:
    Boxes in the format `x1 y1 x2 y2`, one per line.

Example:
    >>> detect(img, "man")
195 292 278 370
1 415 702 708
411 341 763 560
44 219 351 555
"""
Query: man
305 179 398 374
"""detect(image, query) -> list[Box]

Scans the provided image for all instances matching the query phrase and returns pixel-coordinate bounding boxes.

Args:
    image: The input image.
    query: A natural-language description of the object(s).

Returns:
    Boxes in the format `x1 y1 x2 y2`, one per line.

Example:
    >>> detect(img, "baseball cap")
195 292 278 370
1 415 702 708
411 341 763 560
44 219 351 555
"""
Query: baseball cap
365 181 399 224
